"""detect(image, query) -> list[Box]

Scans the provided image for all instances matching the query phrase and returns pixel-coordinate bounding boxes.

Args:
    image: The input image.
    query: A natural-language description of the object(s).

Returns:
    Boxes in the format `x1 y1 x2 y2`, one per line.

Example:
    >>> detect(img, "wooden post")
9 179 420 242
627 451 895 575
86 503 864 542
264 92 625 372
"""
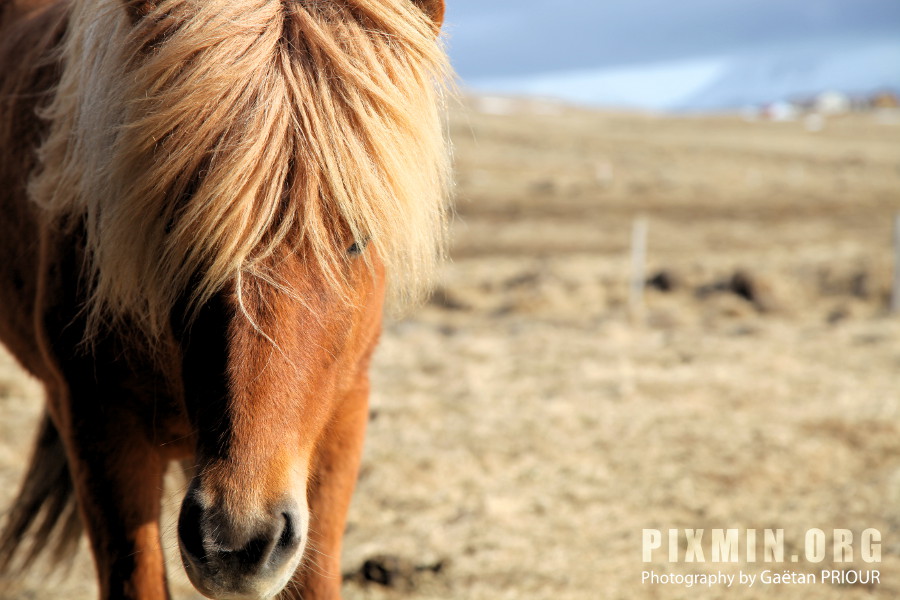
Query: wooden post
630 217 648 318
893 214 900 313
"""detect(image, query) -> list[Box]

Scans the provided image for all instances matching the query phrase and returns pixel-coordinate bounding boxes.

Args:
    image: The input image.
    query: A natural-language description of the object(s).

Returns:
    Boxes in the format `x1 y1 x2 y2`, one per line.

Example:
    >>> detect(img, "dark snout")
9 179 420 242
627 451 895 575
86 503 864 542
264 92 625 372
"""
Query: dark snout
178 486 305 600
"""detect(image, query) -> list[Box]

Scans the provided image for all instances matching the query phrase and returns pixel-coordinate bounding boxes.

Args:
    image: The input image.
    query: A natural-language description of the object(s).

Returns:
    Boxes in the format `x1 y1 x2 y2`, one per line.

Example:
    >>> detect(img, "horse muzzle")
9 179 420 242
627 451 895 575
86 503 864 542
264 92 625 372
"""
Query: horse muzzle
177 485 306 600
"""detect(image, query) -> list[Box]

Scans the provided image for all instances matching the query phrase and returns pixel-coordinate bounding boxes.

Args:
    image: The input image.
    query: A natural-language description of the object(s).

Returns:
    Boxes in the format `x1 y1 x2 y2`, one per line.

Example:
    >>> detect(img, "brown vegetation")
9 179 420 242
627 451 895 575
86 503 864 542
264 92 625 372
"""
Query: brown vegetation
3 101 900 598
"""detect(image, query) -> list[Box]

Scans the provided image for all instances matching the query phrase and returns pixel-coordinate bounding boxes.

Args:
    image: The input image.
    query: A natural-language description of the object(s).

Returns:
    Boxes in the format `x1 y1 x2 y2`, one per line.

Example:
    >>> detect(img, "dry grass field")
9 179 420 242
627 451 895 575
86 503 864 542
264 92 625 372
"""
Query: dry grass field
2 99 900 599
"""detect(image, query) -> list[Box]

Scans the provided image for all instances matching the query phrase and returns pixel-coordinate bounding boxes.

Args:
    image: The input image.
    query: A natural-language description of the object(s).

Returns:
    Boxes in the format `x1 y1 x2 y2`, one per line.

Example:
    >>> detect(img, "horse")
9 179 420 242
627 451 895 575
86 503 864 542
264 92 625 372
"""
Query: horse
0 0 449 598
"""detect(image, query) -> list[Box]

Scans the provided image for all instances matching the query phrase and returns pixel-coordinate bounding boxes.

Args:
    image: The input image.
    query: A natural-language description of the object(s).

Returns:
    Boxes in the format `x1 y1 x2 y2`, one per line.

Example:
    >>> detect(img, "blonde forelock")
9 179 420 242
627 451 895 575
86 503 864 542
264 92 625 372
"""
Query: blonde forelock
30 0 451 341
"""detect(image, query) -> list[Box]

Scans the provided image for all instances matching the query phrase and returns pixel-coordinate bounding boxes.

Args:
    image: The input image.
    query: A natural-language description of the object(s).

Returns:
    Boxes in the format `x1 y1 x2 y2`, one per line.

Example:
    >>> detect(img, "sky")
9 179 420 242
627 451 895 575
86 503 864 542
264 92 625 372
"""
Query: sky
440 1 900 110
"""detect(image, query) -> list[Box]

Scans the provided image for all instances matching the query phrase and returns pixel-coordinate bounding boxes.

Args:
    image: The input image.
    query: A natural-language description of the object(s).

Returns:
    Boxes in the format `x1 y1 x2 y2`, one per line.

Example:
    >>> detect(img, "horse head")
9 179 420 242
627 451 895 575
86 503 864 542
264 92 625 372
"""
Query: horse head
174 243 385 599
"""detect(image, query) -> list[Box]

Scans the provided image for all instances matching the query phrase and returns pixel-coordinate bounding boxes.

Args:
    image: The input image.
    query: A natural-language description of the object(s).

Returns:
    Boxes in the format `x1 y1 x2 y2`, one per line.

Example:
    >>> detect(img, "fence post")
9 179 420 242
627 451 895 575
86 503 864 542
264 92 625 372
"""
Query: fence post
630 217 648 318
893 214 900 313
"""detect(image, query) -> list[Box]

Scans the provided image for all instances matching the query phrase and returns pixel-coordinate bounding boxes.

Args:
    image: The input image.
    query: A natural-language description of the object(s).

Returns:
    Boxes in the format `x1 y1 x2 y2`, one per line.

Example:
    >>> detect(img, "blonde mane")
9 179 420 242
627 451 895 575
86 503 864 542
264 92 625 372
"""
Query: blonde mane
30 0 451 339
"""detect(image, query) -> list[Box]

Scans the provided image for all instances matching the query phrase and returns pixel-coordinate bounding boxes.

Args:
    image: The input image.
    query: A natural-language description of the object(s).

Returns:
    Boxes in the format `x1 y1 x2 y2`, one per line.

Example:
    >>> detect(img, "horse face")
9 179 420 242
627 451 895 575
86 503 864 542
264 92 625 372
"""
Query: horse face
175 247 384 599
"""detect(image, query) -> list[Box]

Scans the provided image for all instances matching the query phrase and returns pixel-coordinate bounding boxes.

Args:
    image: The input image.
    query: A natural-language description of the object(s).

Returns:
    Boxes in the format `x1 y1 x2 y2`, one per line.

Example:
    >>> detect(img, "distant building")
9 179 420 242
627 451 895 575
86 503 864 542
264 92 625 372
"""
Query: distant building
764 101 799 121
815 91 851 115
870 90 900 109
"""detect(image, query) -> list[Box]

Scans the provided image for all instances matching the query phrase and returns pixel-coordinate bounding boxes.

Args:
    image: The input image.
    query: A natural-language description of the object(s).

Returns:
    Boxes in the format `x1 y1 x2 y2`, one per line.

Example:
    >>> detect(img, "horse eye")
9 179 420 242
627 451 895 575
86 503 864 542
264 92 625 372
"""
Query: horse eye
347 239 368 256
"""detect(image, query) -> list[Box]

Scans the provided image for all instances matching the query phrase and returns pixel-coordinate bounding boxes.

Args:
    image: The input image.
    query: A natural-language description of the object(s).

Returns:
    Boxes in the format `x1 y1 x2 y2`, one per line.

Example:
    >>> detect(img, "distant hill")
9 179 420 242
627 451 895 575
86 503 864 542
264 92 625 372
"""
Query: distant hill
468 38 900 112
679 39 900 111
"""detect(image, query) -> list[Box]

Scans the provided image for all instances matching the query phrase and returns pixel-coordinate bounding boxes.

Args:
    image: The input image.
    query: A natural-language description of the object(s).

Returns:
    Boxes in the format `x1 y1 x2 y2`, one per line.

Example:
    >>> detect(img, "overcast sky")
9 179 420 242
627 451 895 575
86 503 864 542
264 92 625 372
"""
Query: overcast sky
442 0 900 80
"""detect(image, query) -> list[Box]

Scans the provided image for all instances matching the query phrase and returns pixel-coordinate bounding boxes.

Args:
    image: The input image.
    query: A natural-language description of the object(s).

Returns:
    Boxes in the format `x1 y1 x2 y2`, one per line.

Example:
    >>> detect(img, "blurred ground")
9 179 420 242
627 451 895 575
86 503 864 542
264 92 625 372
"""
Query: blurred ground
2 100 900 599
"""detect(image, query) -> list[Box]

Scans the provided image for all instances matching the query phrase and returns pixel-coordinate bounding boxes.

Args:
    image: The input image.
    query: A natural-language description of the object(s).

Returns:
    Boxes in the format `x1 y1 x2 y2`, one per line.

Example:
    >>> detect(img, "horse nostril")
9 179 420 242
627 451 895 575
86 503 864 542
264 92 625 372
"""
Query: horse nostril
177 494 207 562
276 510 301 555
